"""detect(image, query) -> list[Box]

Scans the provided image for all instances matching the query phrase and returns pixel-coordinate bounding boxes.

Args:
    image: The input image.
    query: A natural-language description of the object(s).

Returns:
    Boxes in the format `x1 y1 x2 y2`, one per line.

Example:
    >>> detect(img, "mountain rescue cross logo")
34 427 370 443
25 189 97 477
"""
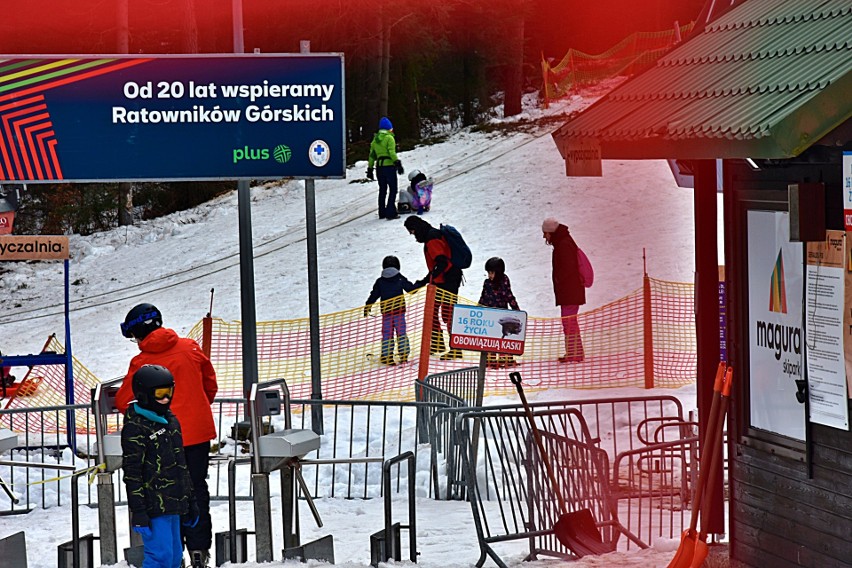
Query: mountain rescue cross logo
308 140 330 167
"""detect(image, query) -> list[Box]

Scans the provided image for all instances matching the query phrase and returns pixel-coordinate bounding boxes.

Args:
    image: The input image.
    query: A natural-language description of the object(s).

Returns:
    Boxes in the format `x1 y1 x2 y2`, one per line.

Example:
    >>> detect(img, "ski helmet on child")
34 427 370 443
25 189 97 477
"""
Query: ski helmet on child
382 255 400 270
407 170 421 182
121 303 162 340
132 364 175 415
485 257 506 276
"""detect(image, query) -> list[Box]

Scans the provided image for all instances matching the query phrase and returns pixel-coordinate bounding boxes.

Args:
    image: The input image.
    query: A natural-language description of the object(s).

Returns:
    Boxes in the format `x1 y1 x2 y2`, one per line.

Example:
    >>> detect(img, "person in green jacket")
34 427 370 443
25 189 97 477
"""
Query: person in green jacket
366 116 404 220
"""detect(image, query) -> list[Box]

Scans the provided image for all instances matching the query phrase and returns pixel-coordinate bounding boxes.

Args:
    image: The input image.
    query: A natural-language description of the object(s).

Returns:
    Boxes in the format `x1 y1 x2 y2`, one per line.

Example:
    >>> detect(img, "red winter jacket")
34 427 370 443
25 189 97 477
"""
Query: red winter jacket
115 327 218 446
550 225 586 307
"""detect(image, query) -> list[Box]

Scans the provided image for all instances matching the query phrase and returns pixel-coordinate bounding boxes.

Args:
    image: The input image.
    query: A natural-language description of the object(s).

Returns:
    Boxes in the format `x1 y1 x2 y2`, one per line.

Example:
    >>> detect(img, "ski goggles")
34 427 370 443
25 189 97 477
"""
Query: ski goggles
152 386 174 400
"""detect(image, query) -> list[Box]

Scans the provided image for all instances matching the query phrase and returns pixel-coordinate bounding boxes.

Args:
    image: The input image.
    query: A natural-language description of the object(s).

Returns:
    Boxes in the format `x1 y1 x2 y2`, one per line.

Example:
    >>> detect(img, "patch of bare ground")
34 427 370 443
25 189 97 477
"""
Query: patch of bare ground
703 543 749 567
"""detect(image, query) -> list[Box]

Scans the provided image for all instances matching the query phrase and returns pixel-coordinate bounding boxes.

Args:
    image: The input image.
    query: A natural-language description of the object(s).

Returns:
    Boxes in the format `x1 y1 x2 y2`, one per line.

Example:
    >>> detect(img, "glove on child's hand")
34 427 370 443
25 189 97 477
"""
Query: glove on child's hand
363 306 371 317
131 512 152 538
394 160 404 175
366 167 374 180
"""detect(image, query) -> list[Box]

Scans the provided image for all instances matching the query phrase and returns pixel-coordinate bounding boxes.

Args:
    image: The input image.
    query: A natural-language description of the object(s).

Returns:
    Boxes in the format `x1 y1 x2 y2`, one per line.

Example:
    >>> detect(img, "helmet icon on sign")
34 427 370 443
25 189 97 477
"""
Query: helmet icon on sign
308 140 330 167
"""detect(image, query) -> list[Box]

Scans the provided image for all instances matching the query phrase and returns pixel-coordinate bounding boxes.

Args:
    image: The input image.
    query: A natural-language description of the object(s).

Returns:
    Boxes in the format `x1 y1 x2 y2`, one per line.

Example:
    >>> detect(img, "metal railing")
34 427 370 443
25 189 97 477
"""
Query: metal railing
457 406 645 567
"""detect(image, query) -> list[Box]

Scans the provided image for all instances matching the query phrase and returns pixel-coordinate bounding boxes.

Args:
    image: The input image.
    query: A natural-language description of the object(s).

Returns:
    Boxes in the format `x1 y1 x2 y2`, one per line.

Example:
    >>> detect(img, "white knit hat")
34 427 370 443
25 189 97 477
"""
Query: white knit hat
541 218 559 233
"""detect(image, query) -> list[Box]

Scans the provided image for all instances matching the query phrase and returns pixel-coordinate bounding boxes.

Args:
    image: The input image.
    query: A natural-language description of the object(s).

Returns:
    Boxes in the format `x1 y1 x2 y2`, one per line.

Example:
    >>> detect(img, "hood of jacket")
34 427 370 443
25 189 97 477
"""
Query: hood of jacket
381 267 400 279
138 326 179 354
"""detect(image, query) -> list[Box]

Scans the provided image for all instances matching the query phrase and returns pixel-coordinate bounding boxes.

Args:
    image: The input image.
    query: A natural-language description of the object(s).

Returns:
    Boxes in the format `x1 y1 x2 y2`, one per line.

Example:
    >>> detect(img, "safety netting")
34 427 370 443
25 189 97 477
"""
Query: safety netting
541 22 695 104
188 276 696 402
1 335 101 434
0 277 696 434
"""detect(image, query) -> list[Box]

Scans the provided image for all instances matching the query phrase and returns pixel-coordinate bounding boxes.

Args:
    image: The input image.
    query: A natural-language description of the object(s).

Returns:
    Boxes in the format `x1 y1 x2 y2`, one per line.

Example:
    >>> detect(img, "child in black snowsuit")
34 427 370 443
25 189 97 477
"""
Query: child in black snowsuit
479 257 521 368
364 255 416 365
122 364 198 568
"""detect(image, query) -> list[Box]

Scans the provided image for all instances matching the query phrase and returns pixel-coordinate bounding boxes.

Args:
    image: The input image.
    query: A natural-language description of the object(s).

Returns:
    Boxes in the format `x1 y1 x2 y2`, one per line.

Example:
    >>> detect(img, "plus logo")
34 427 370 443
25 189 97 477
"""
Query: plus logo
308 140 330 167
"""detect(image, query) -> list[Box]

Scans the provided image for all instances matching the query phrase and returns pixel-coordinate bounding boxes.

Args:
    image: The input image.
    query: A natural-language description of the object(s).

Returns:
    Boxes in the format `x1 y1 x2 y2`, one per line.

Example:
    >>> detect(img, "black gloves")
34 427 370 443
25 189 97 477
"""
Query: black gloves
131 512 152 538
394 160 404 175
363 305 371 317
366 167 374 180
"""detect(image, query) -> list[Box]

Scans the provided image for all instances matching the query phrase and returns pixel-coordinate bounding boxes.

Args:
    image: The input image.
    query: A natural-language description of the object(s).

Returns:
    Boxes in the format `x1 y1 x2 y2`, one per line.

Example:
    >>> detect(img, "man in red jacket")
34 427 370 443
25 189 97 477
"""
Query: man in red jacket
404 216 464 360
115 303 218 568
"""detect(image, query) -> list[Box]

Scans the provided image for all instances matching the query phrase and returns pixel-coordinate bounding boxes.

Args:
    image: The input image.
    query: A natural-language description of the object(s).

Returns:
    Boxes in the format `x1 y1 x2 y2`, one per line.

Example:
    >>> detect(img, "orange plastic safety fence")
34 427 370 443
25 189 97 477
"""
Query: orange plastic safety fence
2 277 697 435
186 277 696 402
649 278 698 387
541 22 695 103
3 335 102 434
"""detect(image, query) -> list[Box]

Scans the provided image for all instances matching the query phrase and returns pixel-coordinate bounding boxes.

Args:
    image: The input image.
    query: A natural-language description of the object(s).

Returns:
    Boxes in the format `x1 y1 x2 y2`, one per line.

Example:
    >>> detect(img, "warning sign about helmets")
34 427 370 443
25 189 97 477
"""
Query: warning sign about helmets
450 305 527 355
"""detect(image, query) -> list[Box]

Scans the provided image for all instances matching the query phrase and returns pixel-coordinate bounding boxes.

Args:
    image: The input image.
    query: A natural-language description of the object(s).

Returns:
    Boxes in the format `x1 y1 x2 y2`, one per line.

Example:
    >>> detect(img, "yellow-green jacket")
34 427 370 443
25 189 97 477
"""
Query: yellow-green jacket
368 129 398 168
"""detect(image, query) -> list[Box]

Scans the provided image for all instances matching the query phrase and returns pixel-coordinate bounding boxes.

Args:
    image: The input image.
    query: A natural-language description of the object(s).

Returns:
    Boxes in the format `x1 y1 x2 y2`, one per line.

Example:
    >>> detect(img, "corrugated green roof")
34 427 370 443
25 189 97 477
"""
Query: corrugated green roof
552 0 852 160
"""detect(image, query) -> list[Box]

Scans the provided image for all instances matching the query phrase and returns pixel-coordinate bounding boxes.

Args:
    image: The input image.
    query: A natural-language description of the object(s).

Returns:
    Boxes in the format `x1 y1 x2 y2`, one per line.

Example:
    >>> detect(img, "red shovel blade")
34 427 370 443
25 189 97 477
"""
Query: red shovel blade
554 509 613 557
690 538 709 567
667 529 698 568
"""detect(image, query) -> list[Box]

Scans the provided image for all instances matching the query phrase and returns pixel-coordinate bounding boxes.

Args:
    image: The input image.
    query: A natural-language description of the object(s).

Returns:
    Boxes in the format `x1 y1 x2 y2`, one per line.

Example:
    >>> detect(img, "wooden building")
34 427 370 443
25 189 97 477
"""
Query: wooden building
551 0 852 565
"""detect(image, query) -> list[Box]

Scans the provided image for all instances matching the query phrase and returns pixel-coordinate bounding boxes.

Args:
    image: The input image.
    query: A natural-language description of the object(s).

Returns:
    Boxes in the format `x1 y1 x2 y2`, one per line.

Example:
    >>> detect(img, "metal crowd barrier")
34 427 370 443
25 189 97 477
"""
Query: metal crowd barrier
457 406 644 568
419 367 699 549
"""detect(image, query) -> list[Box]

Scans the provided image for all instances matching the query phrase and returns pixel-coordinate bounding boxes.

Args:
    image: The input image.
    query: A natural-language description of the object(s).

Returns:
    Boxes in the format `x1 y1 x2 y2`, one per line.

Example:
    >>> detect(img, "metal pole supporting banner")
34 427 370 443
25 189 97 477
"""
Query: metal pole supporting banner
305 178 324 435
232 0 244 54
64 259 77 451
238 180 259 403
232 0 259 403
302 39 325 435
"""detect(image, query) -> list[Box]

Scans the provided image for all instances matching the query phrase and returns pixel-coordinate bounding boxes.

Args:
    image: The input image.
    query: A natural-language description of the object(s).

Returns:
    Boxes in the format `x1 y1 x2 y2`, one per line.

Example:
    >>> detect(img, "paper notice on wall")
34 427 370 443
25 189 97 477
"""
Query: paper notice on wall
844 152 852 230
806 231 848 429
846 231 852 398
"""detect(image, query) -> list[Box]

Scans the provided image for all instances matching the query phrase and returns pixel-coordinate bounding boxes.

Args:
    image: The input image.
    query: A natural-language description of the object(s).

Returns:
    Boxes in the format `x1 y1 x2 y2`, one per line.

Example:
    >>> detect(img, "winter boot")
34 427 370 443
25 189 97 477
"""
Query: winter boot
398 336 411 363
189 550 210 568
379 355 396 365
558 334 585 363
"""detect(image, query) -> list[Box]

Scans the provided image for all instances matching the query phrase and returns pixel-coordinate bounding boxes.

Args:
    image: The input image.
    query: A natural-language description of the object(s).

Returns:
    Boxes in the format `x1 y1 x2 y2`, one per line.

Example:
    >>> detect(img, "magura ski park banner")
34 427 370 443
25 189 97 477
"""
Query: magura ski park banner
747 210 805 441
0 54 345 181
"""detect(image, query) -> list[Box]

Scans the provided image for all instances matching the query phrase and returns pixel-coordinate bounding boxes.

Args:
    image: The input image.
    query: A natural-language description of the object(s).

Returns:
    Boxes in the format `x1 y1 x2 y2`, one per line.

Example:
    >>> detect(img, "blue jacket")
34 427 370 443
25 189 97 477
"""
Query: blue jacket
366 268 416 314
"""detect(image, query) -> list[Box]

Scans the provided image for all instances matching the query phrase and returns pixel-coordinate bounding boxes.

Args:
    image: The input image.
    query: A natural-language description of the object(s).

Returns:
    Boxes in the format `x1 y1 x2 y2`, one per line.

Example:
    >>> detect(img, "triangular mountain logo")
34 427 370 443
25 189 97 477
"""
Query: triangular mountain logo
769 250 787 314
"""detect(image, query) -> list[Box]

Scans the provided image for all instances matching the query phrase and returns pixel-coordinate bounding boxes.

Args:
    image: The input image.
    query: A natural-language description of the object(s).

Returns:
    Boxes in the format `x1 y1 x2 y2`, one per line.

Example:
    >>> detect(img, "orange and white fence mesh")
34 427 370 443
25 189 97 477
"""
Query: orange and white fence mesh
541 22 695 105
1 275 697 426
188 275 696 402
2 335 101 434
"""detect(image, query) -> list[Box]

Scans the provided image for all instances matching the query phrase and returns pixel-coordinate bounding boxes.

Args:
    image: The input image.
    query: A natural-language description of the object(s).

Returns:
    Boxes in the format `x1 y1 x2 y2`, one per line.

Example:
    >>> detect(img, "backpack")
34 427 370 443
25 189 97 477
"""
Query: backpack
439 224 472 270
413 178 433 210
577 247 594 288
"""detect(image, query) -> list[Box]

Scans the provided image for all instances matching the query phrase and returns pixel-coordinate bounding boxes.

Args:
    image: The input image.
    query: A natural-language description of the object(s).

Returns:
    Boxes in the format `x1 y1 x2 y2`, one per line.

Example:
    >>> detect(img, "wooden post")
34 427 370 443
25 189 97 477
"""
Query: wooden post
417 285 437 383
694 159 723 534
201 316 212 358
643 269 655 389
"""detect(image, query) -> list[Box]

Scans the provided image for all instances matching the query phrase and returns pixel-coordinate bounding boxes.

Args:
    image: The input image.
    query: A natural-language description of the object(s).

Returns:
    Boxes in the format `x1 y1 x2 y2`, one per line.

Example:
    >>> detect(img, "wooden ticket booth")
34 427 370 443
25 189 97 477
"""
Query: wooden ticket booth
552 2 852 565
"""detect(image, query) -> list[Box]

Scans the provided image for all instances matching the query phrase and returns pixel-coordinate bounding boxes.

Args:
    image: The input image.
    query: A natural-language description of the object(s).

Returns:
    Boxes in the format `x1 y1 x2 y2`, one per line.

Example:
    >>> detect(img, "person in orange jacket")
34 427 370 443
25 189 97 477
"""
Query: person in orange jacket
115 303 218 568
404 216 463 360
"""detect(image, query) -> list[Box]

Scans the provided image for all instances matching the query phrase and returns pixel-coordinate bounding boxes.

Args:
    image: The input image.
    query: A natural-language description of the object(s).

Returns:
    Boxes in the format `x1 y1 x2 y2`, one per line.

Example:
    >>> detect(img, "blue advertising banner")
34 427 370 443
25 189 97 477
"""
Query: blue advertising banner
0 54 345 181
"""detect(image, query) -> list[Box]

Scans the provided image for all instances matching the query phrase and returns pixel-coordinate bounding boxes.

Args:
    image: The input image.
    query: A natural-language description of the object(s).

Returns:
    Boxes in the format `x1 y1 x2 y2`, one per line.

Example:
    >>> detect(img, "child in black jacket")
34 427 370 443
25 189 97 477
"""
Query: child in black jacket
122 365 198 568
364 255 416 365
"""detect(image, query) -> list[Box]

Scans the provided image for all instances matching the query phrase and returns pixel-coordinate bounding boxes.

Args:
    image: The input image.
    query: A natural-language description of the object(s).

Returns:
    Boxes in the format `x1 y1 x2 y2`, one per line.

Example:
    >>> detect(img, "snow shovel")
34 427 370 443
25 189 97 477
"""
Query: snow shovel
690 366 733 568
509 372 609 557
666 362 727 568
